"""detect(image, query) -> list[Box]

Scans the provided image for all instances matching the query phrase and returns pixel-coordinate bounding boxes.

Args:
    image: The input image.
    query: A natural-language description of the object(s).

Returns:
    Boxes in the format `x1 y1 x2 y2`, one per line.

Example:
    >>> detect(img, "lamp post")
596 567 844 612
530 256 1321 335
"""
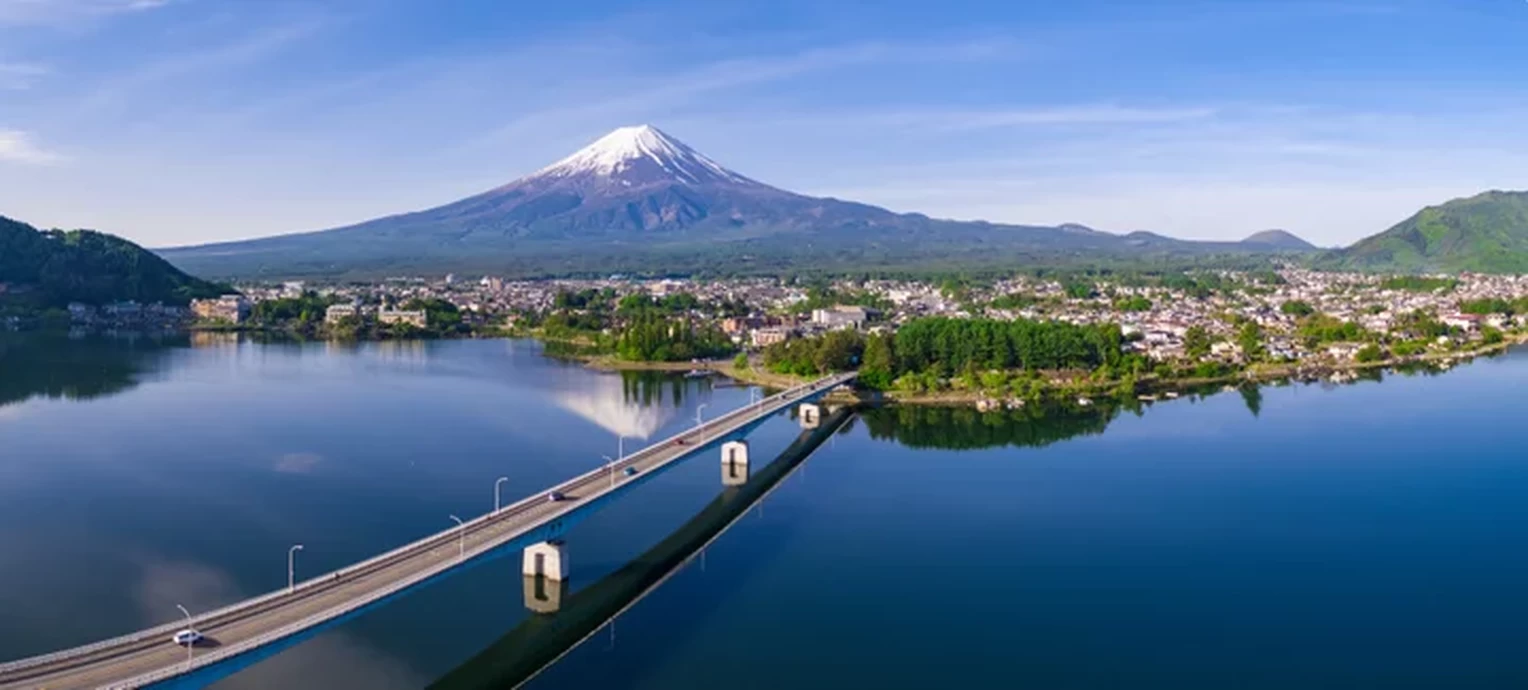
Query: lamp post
494 476 509 513
288 544 304 592
449 515 465 559
603 455 616 487
175 604 194 665
617 434 635 460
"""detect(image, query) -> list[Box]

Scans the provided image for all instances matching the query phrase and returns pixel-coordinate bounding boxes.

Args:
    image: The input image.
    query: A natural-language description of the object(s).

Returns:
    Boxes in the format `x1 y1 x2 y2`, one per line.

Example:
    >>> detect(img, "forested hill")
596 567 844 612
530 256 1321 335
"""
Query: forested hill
0 215 226 308
1330 190 1528 273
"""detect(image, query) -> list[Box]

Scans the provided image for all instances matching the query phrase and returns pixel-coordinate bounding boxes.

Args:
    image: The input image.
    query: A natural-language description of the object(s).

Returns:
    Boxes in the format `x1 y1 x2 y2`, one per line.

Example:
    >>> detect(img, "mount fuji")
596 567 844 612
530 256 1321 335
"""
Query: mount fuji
158 125 1312 278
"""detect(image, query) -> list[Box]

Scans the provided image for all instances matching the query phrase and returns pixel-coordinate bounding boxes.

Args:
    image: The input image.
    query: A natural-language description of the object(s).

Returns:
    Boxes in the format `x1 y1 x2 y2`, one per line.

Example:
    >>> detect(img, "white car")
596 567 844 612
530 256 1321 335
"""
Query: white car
171 629 203 647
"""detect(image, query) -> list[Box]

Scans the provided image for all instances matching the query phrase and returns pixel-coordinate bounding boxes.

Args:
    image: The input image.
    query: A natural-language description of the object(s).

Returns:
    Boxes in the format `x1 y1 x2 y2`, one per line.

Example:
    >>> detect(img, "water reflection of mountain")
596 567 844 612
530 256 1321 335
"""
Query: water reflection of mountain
0 332 185 409
861 403 1123 451
553 371 707 440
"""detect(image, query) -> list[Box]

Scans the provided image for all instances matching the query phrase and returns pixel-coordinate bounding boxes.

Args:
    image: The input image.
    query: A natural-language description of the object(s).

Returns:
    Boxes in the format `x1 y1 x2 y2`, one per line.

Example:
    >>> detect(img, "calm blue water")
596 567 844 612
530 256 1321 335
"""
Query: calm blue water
3 334 1528 688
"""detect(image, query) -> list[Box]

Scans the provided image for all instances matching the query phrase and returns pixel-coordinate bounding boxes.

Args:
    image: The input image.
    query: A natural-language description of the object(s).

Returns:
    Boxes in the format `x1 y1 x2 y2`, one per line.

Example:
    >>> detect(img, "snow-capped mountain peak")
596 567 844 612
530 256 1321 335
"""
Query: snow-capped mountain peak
531 125 756 186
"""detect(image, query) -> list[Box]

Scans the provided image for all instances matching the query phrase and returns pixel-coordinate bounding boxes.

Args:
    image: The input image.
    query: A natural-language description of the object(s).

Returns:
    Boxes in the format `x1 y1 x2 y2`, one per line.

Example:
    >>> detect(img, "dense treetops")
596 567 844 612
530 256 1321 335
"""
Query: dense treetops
524 288 738 363
1378 276 1458 292
892 316 1125 375
763 329 864 376
1280 300 1316 317
765 316 1140 392
1459 297 1528 316
0 215 226 308
1295 315 1369 346
615 313 733 362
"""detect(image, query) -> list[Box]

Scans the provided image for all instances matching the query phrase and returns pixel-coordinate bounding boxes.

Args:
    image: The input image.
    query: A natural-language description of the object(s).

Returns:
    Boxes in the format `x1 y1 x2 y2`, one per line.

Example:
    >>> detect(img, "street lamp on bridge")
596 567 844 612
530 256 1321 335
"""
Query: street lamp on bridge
175 604 194 667
448 515 465 560
494 476 509 513
288 544 304 592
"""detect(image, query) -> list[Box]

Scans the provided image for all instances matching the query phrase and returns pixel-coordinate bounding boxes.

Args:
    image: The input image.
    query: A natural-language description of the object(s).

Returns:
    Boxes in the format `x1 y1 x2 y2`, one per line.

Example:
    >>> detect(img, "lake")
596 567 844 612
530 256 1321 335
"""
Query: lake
3 333 1528 689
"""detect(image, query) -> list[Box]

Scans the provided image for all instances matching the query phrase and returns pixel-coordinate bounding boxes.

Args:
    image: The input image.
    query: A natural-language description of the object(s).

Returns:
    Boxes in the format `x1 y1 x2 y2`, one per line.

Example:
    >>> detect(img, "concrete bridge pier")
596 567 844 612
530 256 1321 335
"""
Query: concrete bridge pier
799 403 821 429
523 540 568 581
721 440 750 486
522 574 568 614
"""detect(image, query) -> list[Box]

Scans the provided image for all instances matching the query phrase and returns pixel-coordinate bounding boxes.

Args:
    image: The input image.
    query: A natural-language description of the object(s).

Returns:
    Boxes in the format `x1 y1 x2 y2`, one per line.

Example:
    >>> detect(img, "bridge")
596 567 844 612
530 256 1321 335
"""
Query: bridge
431 406 855 690
0 372 856 690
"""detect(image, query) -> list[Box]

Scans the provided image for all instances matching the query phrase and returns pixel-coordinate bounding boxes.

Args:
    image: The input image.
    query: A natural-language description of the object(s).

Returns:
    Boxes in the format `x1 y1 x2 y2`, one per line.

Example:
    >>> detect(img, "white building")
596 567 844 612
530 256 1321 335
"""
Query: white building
325 304 358 325
378 306 427 328
811 305 872 330
190 295 251 324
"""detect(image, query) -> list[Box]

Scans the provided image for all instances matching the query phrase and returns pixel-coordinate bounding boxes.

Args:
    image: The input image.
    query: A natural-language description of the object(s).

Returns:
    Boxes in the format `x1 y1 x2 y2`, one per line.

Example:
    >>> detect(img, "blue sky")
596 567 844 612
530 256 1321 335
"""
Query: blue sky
2 0 1528 248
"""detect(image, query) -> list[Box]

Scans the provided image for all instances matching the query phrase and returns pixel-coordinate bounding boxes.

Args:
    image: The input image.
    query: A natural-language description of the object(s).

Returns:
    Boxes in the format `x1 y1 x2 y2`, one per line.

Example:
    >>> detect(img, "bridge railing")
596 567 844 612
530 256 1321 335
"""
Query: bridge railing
0 372 855 679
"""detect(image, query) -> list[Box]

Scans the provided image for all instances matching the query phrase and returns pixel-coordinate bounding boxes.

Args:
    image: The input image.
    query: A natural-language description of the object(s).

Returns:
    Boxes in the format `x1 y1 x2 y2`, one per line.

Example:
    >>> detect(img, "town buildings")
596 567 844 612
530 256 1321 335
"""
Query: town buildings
190 295 252 324
377 305 427 328
324 303 359 325
198 268 1528 368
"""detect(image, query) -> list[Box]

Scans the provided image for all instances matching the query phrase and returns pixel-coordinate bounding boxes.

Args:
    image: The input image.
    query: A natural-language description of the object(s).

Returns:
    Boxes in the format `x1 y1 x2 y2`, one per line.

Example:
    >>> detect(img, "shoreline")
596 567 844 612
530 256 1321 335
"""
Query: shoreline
47 325 1521 408
559 332 1528 407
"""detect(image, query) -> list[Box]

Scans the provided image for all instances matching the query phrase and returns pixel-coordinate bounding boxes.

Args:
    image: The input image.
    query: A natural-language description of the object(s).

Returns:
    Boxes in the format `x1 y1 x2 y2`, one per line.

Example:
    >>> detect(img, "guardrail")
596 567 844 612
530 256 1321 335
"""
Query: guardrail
0 372 854 684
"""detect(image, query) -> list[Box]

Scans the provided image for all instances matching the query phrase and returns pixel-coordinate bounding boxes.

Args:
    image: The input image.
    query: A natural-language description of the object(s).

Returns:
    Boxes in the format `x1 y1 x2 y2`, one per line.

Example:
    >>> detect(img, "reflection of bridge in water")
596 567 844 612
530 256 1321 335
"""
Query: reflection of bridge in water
430 407 855 690
0 372 854 690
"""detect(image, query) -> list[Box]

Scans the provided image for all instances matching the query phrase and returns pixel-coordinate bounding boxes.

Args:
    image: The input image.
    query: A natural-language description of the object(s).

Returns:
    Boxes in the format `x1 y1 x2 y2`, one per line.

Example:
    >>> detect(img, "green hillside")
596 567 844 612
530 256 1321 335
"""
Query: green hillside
0 215 226 309
1333 191 1528 273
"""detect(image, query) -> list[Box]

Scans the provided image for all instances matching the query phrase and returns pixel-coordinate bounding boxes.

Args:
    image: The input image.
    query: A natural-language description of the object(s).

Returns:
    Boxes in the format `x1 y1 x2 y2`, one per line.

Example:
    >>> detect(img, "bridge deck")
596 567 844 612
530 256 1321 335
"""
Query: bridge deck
0 373 855 690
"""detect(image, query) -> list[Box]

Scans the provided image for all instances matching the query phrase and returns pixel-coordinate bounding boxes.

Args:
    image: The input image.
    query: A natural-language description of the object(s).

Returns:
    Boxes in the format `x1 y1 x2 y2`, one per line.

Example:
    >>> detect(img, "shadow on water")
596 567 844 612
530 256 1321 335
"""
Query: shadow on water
428 408 855 690
0 330 186 409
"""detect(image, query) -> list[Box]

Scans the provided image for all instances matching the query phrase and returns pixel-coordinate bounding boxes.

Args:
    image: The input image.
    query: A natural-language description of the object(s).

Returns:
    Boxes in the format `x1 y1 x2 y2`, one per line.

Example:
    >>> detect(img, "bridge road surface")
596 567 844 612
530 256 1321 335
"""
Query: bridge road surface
0 373 856 690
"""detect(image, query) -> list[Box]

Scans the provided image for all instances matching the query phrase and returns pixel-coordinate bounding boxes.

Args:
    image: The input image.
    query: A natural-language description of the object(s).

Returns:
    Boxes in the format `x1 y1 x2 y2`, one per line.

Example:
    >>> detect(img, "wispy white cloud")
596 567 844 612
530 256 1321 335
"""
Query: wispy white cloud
0 61 47 89
890 105 1219 131
769 104 1221 134
0 128 63 164
0 0 170 27
478 37 1027 147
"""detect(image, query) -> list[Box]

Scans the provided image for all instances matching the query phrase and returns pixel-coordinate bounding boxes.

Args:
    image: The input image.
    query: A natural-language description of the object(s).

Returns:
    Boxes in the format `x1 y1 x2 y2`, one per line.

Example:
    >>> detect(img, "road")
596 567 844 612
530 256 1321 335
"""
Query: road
0 372 854 690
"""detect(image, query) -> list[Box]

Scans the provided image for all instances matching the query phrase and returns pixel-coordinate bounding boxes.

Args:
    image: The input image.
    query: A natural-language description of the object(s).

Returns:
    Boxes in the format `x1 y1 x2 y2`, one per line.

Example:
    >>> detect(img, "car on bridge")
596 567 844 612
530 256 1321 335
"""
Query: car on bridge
171 629 203 647
547 491 566 502
624 466 639 477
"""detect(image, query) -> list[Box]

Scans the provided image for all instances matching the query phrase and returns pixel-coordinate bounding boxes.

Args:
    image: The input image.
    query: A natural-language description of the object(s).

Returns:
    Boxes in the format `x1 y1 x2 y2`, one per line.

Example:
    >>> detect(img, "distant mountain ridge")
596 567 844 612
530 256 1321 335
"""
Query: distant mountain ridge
157 125 1319 279
1329 190 1528 273
0 215 225 309
1242 229 1317 250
